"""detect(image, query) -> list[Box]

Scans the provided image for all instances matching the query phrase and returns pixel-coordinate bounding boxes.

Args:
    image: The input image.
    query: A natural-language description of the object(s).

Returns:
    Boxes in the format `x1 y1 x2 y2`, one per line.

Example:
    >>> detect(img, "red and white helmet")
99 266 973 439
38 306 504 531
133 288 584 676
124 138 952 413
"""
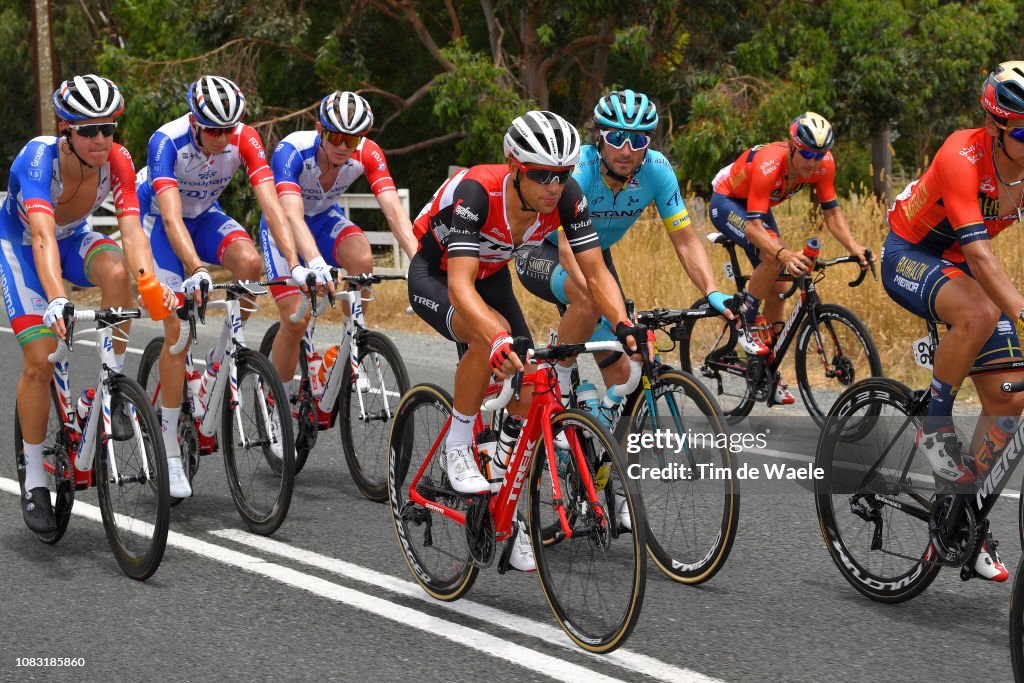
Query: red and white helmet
981 61 1024 122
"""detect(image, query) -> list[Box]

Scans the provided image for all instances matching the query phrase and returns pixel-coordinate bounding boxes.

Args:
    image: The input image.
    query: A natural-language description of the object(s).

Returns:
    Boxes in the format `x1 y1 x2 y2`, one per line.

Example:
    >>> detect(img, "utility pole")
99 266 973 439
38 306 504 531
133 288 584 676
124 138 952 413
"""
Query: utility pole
31 0 57 135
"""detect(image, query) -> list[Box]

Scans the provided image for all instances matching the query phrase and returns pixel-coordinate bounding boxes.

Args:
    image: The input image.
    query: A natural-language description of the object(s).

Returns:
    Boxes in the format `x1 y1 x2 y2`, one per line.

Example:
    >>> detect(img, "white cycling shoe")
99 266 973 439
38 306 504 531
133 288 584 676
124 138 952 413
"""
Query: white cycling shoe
974 538 1009 582
167 457 192 498
915 427 975 483
508 519 536 572
445 446 490 494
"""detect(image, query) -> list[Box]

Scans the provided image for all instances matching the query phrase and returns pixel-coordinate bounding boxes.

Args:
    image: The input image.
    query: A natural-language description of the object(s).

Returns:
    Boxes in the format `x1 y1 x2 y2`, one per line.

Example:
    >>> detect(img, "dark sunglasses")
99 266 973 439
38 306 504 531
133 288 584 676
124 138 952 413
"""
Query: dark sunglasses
600 129 651 151
322 130 364 148
1009 127 1024 142
198 124 235 138
516 161 573 185
797 149 827 160
68 123 117 139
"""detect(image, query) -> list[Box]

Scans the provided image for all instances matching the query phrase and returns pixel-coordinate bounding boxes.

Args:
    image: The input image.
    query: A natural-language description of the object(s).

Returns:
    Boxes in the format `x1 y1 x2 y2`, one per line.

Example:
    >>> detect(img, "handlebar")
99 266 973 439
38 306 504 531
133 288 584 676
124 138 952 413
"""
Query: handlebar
636 294 742 328
48 304 144 363
779 248 876 300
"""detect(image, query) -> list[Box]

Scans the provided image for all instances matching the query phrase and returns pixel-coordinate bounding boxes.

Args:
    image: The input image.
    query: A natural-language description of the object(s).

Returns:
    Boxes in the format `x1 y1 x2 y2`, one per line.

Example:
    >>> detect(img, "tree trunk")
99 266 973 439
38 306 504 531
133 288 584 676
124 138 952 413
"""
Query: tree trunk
871 126 892 205
31 0 57 136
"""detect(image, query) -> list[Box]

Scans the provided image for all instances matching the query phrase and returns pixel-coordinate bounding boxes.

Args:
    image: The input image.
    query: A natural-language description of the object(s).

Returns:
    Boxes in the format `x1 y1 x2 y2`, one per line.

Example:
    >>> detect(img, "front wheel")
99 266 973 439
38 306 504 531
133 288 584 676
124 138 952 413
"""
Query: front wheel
623 370 739 584
221 348 295 535
529 408 646 653
815 378 940 603
1010 560 1024 680
258 322 316 475
678 298 754 424
14 385 74 545
96 376 170 580
340 331 410 502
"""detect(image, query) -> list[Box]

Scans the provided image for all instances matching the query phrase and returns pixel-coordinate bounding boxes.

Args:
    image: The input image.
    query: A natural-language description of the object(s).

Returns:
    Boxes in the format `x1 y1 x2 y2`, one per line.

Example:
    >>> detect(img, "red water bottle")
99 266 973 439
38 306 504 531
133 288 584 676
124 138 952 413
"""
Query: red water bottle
803 237 821 261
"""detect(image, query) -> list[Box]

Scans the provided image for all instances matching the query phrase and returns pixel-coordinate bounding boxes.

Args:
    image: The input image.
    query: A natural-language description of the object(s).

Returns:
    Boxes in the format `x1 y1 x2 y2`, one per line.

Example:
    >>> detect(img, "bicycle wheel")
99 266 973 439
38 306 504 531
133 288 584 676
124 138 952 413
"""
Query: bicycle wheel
529 408 646 653
1010 559 1024 680
14 386 74 545
624 369 739 584
137 337 198 505
388 384 478 601
795 304 883 427
815 378 940 603
677 298 754 424
259 322 316 474
340 331 410 502
96 376 170 580
221 348 295 535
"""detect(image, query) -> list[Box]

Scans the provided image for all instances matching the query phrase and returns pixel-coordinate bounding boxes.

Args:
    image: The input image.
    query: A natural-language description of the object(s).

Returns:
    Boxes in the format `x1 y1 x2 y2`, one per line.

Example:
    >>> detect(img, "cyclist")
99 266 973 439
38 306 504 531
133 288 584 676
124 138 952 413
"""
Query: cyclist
137 75 311 498
261 91 417 403
880 61 1024 582
2 75 177 533
517 89 733 409
709 112 869 404
409 110 645 570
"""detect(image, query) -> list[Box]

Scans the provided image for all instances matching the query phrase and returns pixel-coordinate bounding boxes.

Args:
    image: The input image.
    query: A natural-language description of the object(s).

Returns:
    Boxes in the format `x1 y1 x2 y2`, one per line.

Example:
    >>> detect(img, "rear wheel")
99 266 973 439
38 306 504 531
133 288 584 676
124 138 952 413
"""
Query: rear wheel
259 322 316 475
678 298 754 424
14 385 74 544
96 377 170 580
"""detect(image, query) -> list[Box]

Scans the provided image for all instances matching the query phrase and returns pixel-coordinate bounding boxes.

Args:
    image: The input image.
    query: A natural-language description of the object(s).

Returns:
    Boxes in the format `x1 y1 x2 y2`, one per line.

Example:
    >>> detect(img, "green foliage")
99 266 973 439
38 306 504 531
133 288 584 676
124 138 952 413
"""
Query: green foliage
0 3 33 186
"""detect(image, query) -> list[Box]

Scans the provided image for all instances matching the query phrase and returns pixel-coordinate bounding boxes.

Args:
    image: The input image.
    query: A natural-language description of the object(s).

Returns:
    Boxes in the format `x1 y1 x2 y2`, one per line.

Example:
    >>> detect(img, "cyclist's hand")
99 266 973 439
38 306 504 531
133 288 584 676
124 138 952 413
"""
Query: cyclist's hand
43 297 69 340
615 320 654 363
290 264 313 294
184 270 213 307
706 290 736 321
161 284 178 311
307 256 337 298
851 244 871 269
489 332 523 380
783 249 812 276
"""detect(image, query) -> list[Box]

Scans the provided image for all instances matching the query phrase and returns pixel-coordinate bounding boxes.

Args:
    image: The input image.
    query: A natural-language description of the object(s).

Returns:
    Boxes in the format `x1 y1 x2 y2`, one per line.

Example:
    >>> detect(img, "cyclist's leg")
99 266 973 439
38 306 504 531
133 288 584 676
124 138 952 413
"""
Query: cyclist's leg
261 213 308 391
194 204 261 321
325 207 374 316
754 211 786 326
63 230 132 366
968 318 1024 449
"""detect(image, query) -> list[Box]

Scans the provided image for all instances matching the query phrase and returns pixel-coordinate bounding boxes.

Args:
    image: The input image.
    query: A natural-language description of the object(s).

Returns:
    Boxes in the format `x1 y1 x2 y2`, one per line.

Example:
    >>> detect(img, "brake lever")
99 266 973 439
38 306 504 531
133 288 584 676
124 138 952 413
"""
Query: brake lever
63 302 76 352
511 336 531 401
198 279 210 324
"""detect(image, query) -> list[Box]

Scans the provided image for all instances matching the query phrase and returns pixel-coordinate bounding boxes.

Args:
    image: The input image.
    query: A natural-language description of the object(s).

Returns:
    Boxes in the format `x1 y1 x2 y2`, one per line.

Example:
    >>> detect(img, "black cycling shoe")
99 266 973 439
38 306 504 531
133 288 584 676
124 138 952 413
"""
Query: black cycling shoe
21 487 56 533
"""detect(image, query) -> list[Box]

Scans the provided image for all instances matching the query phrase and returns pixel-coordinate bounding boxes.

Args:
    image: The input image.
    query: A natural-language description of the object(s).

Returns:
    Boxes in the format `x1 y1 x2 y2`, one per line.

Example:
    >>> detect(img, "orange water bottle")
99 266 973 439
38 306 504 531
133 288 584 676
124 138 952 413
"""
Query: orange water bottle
803 237 821 261
138 269 172 321
318 344 340 388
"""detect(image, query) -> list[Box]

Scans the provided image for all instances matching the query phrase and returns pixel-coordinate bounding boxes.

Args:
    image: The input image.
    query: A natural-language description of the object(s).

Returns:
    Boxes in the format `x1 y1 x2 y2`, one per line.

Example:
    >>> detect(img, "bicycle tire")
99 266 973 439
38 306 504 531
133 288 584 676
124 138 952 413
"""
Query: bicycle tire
340 331 410 503
1010 559 1024 681
677 298 755 424
795 304 883 429
388 383 478 601
14 385 74 545
221 348 295 535
815 377 940 603
529 407 646 653
96 375 170 580
259 321 316 475
623 369 739 584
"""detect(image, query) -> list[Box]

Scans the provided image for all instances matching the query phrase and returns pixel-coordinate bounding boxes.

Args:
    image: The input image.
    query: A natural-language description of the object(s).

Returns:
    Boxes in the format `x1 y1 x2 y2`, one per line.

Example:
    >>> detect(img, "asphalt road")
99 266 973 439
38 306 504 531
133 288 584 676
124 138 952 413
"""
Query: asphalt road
1 312 1021 682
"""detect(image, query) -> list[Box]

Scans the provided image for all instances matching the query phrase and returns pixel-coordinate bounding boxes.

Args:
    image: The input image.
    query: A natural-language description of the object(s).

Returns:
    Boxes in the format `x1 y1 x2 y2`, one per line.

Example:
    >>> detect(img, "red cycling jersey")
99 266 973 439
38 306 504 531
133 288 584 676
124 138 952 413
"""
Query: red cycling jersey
888 128 1016 262
414 164 598 279
712 141 839 220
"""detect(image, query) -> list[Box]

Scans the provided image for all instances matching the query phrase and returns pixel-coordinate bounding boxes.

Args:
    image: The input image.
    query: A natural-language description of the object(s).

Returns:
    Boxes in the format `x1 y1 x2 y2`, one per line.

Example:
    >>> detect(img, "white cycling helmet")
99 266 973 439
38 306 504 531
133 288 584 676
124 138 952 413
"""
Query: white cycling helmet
319 91 374 135
503 111 581 167
187 75 246 127
53 75 124 122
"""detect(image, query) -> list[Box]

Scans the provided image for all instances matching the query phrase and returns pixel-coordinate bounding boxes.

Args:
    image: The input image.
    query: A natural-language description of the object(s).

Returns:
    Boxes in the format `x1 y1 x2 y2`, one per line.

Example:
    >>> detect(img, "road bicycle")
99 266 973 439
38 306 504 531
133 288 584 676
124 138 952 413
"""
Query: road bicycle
14 305 169 579
137 280 295 535
388 337 647 653
679 232 881 425
258 273 409 499
815 318 1024 602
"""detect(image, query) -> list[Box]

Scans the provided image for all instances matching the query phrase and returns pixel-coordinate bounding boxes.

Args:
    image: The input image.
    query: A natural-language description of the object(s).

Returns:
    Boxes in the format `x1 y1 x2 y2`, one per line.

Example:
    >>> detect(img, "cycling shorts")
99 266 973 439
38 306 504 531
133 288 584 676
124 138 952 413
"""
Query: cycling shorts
144 203 252 291
709 192 780 267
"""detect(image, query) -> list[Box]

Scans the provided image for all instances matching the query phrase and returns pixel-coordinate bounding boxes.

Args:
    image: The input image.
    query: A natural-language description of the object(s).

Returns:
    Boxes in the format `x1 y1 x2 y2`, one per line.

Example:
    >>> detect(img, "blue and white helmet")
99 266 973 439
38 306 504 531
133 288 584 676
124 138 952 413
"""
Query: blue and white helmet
503 111 581 167
594 89 658 131
53 75 124 122
187 75 246 127
319 91 374 135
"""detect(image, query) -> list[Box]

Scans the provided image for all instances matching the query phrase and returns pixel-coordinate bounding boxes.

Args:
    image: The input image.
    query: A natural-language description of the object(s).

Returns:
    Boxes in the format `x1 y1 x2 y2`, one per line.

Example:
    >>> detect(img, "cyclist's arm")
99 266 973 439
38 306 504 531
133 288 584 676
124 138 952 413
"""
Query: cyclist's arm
747 154 810 273
271 140 322 268
15 142 64 300
27 213 65 301
447 256 506 346
243 128 298 270
154 186 204 275
961 240 1024 321
822 206 868 266
278 193 322 267
556 229 588 294
667 227 722 297
376 189 418 260
108 144 158 278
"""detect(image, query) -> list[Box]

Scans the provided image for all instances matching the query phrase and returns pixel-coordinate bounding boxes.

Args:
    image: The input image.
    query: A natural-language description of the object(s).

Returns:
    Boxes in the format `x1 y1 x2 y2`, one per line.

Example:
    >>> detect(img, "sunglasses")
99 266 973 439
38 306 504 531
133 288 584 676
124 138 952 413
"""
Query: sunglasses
600 129 651 151
515 160 573 185
322 130 364 148
68 123 117 139
1009 127 1024 142
198 124 235 138
797 149 827 160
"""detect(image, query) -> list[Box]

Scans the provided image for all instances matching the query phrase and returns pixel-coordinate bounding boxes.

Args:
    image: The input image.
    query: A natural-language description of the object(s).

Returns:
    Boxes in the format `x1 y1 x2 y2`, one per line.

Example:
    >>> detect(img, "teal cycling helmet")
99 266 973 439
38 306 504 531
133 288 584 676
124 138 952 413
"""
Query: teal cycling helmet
594 89 658 131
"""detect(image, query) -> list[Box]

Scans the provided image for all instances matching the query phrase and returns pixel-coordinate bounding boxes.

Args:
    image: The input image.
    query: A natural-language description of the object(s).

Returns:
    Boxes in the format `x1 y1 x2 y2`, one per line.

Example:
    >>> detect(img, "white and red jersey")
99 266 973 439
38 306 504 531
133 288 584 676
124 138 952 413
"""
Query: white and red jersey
136 113 274 218
413 164 598 279
271 131 396 216
1 137 139 241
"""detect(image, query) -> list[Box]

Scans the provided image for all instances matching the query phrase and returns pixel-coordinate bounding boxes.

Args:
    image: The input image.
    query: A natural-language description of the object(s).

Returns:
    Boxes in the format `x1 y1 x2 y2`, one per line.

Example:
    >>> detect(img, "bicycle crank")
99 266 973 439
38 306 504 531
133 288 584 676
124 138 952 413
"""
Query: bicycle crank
464 495 495 568
928 494 977 566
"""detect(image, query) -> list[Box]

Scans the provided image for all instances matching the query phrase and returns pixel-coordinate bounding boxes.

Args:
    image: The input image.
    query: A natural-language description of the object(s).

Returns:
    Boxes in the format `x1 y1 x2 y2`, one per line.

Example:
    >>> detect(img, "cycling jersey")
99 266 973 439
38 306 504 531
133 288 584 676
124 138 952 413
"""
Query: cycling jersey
1 137 139 241
551 145 690 247
272 131 396 216
712 142 839 220
136 114 274 219
414 164 598 279
888 128 1015 262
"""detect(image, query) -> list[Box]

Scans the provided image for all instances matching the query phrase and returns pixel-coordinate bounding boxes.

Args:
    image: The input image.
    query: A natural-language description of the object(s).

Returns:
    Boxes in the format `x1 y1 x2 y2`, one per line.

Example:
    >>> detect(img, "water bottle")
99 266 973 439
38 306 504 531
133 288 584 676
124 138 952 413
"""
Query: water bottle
475 428 499 490
195 362 220 418
318 345 340 389
803 237 821 261
307 352 324 398
574 380 602 416
186 369 202 415
976 416 1017 476
75 388 95 432
489 416 524 493
137 269 172 321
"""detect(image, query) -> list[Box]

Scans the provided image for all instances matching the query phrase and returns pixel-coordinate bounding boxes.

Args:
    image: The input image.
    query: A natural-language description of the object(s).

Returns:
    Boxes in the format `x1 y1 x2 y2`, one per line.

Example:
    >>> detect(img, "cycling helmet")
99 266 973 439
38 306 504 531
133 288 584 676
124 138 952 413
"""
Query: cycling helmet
788 112 835 152
981 61 1024 121
187 75 246 127
503 111 581 167
319 91 374 135
52 75 124 122
594 89 658 131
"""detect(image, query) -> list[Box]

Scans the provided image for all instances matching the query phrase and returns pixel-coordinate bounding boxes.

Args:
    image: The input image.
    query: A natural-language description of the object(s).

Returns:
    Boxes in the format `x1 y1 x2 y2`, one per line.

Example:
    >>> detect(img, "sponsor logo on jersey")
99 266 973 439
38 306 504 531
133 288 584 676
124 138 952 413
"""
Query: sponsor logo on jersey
591 208 643 219
900 182 930 221
574 195 588 216
453 199 480 223
894 255 928 281
959 143 984 164
412 294 439 311
760 158 779 176
980 177 996 193
30 144 45 167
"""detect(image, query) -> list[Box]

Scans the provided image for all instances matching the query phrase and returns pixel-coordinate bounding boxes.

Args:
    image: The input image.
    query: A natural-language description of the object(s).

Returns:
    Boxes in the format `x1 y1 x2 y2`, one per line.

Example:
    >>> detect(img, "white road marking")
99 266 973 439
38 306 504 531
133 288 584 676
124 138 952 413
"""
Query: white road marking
213 529 723 683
